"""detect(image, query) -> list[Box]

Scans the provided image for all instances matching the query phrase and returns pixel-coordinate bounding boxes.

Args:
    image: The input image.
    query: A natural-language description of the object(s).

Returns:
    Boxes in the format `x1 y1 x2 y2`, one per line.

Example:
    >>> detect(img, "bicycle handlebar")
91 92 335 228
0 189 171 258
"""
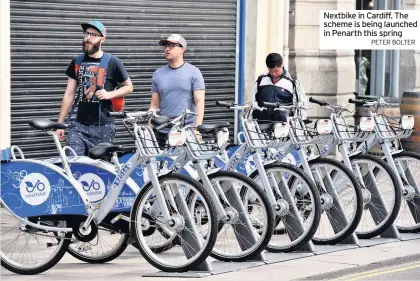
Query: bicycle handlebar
155 121 171 131
309 97 329 106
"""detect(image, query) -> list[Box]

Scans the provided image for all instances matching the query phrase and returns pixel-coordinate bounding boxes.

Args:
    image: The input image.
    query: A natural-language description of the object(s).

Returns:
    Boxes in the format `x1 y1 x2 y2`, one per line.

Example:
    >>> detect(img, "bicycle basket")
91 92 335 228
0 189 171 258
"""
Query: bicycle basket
243 120 289 149
184 126 229 160
332 115 374 142
135 125 185 157
289 118 333 145
373 114 414 140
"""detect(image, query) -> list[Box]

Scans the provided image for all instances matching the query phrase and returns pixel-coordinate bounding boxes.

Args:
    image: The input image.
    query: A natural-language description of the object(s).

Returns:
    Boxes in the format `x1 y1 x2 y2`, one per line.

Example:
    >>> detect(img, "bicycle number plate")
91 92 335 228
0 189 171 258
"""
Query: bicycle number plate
273 122 290 138
359 117 375 132
401 115 415 129
168 128 187 146
316 119 333 134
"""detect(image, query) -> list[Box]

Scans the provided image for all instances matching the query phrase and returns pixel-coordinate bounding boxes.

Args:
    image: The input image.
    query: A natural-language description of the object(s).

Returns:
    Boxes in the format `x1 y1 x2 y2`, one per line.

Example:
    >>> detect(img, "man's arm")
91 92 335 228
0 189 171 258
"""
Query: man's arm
194 89 205 127
96 57 134 100
109 78 133 98
150 92 160 110
96 78 133 100
57 77 78 123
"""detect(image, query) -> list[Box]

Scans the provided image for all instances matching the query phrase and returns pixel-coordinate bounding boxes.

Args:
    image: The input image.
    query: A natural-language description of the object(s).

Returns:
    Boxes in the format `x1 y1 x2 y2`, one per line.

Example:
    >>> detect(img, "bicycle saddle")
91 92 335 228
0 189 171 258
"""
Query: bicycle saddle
29 119 68 131
88 143 123 160
197 122 230 134
151 116 171 127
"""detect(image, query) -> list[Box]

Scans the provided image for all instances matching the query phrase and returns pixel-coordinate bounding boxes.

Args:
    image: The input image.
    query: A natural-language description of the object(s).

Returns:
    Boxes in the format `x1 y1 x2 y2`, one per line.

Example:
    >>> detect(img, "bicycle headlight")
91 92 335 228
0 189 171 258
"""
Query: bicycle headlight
168 128 187 147
316 119 333 134
401 115 414 130
273 122 290 138
216 128 229 148
359 117 375 132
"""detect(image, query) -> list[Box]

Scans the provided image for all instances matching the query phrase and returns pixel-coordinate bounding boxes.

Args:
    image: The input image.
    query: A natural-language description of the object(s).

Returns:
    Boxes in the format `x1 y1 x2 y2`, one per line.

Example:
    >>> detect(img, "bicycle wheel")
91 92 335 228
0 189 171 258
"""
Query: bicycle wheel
308 157 363 245
66 226 130 263
1 204 71 275
392 151 420 232
130 173 218 272
350 154 401 238
250 162 322 252
194 170 274 262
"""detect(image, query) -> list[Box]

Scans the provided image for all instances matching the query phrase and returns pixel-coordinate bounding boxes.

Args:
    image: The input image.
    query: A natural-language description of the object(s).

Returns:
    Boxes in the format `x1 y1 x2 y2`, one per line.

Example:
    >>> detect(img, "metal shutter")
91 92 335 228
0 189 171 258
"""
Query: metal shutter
10 0 237 159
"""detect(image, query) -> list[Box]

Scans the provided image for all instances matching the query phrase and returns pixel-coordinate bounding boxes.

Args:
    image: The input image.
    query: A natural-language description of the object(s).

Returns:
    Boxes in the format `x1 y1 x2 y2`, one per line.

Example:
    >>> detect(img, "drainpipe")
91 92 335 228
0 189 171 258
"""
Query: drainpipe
390 0 401 101
283 0 290 69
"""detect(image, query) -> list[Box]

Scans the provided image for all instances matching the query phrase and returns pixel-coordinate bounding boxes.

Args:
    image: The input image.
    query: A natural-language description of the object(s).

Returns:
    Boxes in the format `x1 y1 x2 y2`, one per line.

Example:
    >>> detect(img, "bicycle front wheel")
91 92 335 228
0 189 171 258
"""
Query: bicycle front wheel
308 157 363 245
393 151 420 232
204 170 274 262
250 162 322 252
130 173 218 272
350 154 401 239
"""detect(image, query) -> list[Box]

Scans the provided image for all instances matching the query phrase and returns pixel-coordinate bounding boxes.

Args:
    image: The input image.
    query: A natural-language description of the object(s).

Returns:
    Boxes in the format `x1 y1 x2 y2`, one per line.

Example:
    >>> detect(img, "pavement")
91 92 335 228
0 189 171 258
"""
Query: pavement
2 234 420 281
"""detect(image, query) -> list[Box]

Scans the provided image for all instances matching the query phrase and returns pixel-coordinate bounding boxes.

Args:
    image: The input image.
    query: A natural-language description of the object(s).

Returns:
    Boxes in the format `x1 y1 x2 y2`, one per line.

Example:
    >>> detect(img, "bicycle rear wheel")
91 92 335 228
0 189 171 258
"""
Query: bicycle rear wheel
1 202 71 275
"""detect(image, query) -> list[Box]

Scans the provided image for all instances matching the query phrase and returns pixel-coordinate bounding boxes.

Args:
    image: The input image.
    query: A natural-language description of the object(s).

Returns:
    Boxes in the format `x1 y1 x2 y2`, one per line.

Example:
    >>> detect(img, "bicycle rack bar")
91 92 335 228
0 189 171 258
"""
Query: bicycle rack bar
362 168 400 239
320 169 360 246
274 170 315 253
173 185 213 273
221 180 267 262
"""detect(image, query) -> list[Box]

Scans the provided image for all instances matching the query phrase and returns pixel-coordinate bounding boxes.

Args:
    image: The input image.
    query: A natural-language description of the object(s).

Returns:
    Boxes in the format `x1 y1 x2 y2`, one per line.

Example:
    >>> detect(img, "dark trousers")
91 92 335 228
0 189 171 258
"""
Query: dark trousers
66 121 116 156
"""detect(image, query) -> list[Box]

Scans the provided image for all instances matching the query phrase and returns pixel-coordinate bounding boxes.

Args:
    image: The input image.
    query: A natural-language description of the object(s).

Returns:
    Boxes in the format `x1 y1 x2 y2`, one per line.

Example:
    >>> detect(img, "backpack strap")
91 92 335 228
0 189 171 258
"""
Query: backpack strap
96 52 112 90
283 74 298 102
256 74 265 87
96 53 112 129
65 54 85 123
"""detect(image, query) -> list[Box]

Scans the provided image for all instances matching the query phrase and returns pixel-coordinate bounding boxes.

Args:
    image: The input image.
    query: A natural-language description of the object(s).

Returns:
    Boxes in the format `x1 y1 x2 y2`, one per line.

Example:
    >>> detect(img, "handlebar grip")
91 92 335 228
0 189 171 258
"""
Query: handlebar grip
309 97 328 106
216 101 234 108
155 122 171 131
348 98 366 105
107 111 127 118
262 101 278 108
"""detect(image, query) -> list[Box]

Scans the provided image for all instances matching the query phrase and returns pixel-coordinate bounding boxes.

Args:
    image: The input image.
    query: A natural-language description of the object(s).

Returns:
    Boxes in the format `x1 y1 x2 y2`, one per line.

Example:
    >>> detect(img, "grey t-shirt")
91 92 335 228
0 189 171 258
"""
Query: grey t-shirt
151 62 205 131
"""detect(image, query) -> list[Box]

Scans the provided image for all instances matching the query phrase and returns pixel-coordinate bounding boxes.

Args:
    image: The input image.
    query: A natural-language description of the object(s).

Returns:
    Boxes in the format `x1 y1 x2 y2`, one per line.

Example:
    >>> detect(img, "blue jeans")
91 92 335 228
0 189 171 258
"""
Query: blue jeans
66 121 116 156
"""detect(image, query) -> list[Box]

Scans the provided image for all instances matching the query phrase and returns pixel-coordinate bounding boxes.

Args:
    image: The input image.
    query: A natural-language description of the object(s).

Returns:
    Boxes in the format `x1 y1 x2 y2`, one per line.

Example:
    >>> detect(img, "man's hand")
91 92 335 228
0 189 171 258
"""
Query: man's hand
56 129 65 141
194 130 203 143
95 89 113 100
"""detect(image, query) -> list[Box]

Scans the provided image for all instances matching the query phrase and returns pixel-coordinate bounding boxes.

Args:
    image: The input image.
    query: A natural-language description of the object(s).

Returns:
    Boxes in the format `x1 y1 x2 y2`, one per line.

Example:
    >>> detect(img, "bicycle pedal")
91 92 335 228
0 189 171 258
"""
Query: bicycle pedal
46 242 59 248
111 214 130 224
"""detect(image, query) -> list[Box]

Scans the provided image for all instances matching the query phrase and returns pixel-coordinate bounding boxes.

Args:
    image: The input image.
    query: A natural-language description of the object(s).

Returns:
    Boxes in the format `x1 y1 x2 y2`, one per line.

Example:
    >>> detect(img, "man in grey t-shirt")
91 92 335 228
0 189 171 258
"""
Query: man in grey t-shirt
149 34 206 148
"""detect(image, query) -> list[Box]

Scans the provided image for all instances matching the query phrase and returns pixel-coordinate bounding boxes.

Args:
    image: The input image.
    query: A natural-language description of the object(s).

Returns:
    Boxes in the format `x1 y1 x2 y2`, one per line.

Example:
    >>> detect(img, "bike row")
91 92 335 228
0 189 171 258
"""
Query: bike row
1 97 419 275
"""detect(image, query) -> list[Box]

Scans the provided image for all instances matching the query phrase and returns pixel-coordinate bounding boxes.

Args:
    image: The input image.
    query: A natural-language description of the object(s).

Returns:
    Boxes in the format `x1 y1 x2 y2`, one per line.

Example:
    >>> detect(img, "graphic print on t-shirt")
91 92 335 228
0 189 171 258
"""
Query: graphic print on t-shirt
78 62 106 104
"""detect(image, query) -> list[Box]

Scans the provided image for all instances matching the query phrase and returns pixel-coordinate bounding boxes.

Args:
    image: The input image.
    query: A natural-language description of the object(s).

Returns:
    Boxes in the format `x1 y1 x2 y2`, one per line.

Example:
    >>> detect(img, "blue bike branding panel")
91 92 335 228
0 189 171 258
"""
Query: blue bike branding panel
69 163 137 212
1 161 87 217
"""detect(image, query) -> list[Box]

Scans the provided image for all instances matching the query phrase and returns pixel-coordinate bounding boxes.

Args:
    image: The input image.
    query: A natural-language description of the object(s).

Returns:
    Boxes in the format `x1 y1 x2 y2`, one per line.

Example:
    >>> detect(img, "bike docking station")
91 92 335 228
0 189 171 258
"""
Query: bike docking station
139 140 420 278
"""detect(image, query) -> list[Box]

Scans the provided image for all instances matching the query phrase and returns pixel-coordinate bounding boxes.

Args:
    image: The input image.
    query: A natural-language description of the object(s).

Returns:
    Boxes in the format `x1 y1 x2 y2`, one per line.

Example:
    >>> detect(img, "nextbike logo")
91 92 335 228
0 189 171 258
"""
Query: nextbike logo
112 162 132 190
78 173 106 202
20 173 51 205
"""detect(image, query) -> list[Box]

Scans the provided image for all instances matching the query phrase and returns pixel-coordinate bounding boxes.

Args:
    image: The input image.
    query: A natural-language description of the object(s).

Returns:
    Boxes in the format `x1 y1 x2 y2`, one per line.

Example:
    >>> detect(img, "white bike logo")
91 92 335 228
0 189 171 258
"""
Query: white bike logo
20 173 51 206
78 173 106 202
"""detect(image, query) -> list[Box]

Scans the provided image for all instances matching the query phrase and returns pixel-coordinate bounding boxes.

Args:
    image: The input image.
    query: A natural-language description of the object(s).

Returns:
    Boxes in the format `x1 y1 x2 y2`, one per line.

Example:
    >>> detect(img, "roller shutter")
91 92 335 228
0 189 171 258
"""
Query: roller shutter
10 0 238 159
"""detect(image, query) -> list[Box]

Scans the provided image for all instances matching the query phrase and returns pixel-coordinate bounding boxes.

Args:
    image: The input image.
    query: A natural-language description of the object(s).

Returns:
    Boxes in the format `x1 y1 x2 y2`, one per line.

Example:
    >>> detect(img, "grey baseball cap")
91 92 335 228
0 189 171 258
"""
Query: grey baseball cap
159 34 187 50
81 21 106 37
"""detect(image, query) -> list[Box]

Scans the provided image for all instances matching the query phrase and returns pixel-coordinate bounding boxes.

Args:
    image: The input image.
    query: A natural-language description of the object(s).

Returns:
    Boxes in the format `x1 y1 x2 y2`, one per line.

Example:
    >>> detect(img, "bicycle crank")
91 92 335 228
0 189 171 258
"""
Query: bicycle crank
73 220 98 242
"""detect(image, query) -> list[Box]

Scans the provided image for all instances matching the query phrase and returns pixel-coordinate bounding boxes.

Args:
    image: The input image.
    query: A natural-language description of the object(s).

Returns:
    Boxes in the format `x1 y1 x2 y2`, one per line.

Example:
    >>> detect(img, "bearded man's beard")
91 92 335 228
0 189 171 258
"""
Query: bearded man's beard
83 41 100 55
